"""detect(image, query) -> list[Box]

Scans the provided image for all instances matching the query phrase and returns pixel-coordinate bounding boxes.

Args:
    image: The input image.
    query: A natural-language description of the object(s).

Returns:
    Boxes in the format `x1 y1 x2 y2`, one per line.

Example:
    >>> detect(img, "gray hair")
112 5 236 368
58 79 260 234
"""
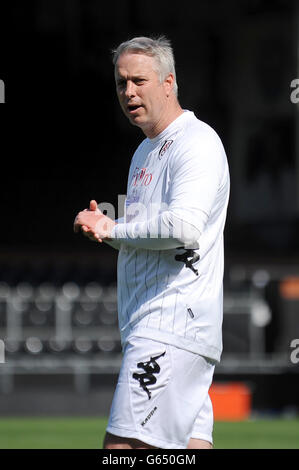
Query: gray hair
112 36 178 97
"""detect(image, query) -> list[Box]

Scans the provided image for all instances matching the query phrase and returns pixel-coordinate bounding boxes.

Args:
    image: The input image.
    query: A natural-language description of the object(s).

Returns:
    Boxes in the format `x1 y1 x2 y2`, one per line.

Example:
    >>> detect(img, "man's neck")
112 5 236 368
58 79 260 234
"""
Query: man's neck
143 102 184 139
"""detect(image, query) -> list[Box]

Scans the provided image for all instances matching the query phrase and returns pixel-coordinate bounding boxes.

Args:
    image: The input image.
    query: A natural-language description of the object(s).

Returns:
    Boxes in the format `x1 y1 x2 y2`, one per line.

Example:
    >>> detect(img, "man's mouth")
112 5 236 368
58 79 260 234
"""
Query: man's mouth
127 104 143 114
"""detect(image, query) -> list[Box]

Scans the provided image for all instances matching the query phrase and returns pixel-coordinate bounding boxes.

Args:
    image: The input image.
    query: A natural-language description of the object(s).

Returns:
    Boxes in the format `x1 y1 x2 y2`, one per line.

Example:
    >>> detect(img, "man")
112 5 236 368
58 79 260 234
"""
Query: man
74 36 230 449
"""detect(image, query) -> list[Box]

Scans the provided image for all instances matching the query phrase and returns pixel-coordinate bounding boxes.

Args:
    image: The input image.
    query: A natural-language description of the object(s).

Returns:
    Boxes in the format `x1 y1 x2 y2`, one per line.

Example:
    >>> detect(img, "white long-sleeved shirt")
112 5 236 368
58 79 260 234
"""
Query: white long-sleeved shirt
107 110 230 362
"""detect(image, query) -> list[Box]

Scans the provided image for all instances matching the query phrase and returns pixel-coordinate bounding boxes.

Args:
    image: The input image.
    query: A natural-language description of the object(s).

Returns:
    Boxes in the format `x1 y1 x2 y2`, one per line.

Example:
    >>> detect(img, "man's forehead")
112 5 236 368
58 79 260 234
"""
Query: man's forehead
115 52 157 77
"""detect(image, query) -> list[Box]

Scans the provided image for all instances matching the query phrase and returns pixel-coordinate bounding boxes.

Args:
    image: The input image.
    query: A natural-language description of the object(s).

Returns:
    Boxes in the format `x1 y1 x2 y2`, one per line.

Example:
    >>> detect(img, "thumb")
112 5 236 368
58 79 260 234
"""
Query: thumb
89 200 98 211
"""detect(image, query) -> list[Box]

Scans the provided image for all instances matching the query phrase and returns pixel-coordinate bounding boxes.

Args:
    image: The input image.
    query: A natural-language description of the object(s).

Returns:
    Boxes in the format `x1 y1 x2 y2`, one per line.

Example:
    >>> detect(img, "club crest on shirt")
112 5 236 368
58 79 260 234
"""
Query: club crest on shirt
158 139 173 159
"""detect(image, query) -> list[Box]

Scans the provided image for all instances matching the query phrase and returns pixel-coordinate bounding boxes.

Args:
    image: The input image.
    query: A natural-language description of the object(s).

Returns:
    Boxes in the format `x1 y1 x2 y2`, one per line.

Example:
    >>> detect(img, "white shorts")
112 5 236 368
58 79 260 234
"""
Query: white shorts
106 337 215 449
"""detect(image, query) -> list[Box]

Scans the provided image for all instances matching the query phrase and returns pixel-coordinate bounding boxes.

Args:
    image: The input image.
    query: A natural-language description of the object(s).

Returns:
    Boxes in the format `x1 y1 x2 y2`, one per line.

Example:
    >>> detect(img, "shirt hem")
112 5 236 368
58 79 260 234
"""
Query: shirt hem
123 327 221 362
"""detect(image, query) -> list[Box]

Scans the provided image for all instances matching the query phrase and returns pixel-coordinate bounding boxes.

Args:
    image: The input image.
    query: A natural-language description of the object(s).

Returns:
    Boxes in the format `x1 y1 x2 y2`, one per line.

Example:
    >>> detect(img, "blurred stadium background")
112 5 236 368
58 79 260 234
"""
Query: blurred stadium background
1 0 299 448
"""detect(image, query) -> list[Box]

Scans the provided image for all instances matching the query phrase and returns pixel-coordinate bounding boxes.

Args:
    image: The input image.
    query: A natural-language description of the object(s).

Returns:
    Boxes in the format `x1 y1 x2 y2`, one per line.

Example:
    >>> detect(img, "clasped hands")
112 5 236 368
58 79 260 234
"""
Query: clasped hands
73 200 116 243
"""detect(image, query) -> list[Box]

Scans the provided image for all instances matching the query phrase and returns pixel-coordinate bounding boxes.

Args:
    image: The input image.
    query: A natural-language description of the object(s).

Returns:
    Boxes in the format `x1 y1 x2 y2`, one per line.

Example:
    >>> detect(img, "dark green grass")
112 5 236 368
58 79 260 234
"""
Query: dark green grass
0 417 298 449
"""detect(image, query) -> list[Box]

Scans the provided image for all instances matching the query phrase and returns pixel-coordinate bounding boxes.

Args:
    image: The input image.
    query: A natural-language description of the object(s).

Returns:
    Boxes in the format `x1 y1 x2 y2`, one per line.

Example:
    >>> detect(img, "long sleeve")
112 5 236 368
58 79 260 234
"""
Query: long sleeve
109 130 224 251
110 212 201 250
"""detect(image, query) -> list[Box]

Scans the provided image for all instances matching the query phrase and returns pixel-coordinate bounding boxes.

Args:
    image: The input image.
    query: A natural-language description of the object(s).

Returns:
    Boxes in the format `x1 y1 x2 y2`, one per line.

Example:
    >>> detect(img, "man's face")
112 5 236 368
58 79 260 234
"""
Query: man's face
115 52 171 136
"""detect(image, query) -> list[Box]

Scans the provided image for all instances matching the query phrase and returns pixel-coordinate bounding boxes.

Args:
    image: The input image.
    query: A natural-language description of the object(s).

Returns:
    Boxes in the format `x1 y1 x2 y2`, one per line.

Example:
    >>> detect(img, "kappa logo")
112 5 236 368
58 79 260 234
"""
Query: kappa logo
133 351 166 399
159 139 173 159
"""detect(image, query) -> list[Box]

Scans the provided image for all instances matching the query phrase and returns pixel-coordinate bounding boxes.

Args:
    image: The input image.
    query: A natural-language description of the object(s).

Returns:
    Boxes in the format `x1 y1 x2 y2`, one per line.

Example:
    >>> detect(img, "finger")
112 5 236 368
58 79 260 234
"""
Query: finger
87 230 102 243
90 200 98 211
79 222 102 243
82 227 95 239
91 231 101 242
94 233 103 243
86 231 102 243
83 229 95 240
82 226 98 241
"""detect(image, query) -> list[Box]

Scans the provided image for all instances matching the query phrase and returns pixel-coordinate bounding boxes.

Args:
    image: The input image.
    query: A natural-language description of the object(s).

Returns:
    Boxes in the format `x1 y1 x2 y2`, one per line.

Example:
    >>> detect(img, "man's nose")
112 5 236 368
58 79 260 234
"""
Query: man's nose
125 81 136 98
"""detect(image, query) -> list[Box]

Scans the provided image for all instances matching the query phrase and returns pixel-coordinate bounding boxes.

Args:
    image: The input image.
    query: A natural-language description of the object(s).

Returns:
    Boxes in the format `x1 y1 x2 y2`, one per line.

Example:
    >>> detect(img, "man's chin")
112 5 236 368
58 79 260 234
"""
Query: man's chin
128 114 146 127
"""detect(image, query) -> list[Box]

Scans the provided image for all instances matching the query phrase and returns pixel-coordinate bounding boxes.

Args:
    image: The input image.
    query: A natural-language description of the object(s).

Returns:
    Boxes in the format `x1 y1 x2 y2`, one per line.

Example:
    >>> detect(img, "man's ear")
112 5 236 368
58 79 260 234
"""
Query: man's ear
164 73 174 96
